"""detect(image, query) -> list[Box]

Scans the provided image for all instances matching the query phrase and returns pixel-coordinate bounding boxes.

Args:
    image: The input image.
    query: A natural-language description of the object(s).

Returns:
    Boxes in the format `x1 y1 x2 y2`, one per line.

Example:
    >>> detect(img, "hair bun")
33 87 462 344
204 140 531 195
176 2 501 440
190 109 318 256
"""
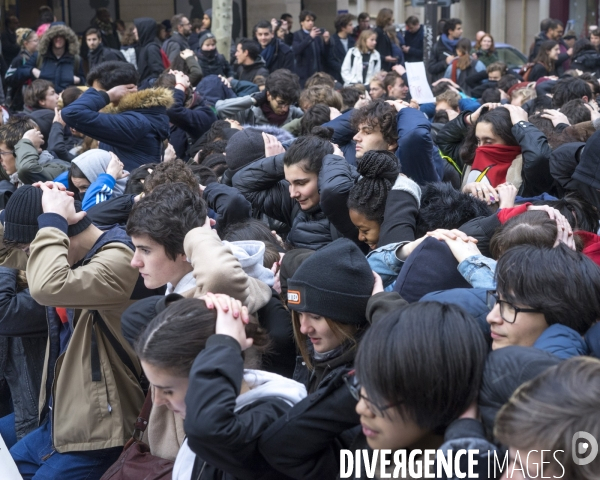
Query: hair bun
357 150 399 179
310 126 334 141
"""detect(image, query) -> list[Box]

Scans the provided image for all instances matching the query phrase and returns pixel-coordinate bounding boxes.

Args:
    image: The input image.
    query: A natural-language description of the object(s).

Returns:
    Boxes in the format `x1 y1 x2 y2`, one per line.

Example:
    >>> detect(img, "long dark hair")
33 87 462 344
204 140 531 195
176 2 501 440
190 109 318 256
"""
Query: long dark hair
283 126 334 174
135 298 270 377
534 40 558 73
459 107 519 166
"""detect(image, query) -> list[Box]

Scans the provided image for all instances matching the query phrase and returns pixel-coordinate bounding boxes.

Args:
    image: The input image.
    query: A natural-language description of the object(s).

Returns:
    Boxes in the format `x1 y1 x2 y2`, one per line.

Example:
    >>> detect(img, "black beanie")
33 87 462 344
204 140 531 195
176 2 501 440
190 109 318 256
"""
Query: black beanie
3 185 43 243
287 238 374 325
225 128 265 172
3 186 92 243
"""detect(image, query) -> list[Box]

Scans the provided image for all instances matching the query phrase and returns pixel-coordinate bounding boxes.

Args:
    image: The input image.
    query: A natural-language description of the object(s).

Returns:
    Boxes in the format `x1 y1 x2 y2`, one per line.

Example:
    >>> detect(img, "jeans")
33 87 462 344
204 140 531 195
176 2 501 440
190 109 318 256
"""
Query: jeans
457 254 497 289
10 419 122 480
0 412 17 449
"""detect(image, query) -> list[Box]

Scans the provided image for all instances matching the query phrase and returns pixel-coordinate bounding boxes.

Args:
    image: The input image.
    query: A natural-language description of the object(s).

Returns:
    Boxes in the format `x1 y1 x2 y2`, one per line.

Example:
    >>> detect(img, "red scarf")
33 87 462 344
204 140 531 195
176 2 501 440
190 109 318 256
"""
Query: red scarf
260 103 288 126
470 145 522 187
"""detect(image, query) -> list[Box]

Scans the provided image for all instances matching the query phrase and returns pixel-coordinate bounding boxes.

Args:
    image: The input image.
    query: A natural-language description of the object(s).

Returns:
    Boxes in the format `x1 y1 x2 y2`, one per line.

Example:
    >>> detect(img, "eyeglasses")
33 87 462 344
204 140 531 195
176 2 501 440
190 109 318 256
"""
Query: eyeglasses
343 373 401 417
0 150 13 157
486 291 543 324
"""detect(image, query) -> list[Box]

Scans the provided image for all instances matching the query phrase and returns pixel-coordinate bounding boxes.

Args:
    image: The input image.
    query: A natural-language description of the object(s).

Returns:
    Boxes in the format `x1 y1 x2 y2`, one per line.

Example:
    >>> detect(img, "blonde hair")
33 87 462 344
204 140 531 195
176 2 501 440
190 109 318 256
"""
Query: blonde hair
291 310 359 370
16 28 34 46
357 29 377 54
436 89 461 111
511 87 536 106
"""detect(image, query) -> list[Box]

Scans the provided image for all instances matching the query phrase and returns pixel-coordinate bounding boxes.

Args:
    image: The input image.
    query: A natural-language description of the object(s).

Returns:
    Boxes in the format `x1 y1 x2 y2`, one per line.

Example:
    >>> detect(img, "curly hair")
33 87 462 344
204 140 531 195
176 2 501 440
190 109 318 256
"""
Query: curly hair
265 69 301 105
142 159 199 194
126 182 207 261
351 100 398 146
347 150 399 223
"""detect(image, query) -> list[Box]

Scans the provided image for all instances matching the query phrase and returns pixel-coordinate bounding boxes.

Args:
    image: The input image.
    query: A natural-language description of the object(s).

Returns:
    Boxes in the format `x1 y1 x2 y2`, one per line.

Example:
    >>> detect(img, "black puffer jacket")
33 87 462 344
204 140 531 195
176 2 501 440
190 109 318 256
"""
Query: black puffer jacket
232 153 360 250
571 49 600 75
134 17 164 85
436 111 554 197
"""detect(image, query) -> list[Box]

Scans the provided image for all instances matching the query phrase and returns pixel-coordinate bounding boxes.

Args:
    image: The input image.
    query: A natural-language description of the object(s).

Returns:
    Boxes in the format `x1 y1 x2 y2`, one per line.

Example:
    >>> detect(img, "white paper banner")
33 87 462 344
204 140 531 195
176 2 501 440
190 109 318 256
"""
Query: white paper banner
0 433 22 480
405 62 436 104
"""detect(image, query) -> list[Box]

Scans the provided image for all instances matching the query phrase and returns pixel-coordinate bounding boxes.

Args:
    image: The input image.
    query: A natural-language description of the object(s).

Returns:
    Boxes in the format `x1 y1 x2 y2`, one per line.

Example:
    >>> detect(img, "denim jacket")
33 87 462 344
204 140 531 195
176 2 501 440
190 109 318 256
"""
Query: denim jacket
457 254 497 289
366 241 410 290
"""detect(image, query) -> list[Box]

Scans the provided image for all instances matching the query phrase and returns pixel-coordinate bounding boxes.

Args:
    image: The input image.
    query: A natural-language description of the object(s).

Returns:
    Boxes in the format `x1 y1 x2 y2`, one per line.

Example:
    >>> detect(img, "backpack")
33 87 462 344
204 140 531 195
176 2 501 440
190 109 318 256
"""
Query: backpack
159 49 170 69
519 62 539 82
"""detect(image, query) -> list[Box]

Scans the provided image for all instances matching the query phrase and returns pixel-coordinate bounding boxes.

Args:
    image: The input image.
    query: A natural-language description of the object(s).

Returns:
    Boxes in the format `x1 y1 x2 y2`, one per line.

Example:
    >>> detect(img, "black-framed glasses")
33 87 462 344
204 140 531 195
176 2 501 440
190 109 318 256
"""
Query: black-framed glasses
343 373 401 417
486 291 543 324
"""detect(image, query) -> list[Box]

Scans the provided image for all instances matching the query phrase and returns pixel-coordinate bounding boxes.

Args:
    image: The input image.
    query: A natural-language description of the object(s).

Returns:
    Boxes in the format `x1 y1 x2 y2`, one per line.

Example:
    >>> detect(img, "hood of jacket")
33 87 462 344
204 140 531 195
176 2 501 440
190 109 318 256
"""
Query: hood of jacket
235 369 307 412
38 24 80 57
102 87 174 114
72 149 128 196
223 240 275 286
478 346 561 437
573 50 600 65
533 323 589 359
134 17 159 47
239 56 267 71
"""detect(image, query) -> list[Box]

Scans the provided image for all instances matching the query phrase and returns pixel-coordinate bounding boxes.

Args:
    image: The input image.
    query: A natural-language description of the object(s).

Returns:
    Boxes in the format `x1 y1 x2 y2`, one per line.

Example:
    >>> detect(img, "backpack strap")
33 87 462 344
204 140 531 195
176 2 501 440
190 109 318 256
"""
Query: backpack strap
132 390 153 441
90 310 140 383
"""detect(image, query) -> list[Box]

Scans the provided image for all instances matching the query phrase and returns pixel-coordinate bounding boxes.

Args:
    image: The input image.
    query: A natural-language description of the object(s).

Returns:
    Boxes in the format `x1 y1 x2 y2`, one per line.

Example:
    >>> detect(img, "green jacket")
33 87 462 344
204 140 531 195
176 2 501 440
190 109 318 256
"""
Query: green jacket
14 138 68 185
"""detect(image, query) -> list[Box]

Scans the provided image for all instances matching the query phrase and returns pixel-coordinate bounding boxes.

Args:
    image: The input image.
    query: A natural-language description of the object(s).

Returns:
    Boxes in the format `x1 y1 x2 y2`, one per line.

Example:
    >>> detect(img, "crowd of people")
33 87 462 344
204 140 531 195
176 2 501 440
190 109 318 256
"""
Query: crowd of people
0 5 599 480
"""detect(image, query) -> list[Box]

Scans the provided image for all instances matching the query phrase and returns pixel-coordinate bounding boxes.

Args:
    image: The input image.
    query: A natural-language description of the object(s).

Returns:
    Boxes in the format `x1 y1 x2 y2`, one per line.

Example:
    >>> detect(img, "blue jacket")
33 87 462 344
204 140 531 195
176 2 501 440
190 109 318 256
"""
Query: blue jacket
20 51 85 94
17 24 85 93
61 87 172 171
167 88 217 159
396 108 442 185
421 288 491 337
323 109 357 166
533 324 589 359
81 173 116 211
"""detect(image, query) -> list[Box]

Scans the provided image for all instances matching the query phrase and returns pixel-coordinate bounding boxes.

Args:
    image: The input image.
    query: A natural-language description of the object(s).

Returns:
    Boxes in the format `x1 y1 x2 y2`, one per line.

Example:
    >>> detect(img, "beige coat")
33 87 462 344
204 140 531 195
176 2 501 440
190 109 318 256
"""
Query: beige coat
144 227 272 460
26 225 144 453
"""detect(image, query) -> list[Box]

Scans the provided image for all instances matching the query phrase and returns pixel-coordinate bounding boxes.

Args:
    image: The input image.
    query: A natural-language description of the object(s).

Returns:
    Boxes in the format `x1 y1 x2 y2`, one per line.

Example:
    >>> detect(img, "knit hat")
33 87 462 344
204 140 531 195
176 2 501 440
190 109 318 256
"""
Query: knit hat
287 238 374 325
3 185 92 243
225 128 266 172
198 32 215 48
68 200 93 237
3 185 43 243
204 9 212 20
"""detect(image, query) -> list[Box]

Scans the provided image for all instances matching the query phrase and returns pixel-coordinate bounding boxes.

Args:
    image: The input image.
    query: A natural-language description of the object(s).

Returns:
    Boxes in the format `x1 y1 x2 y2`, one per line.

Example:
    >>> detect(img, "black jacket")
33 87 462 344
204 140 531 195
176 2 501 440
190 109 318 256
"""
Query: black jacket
0 267 48 440
293 341 357 394
203 181 252 235
550 141 600 210
326 34 355 83
86 193 136 228
232 153 360 250
184 334 297 480
261 38 295 73
571 49 600 76
527 62 554 82
197 51 234 78
428 37 456 82
258 368 360 479
292 29 328 86
436 112 554 197
134 17 165 85
403 26 424 62
374 27 394 71
235 56 270 83
88 43 126 69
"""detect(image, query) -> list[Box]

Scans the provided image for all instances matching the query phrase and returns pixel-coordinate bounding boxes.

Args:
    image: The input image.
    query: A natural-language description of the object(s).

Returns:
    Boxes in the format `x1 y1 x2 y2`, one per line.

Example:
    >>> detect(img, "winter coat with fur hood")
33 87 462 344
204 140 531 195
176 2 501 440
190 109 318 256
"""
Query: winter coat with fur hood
19 24 85 93
61 87 172 171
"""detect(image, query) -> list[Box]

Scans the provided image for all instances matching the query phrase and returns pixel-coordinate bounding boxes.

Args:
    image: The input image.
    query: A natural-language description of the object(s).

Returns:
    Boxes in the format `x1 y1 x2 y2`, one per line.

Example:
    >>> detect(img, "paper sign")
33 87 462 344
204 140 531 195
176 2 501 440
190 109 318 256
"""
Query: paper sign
405 62 436 104
0 433 22 480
